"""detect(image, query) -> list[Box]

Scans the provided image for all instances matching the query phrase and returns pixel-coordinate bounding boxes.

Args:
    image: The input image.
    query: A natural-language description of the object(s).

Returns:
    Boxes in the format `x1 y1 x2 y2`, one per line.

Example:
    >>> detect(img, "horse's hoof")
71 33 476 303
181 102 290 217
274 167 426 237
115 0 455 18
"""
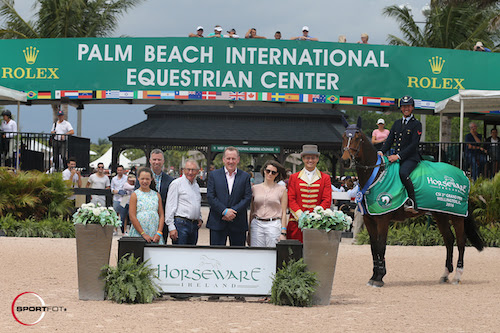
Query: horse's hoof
366 280 374 286
371 280 384 288
452 279 461 285
439 276 449 284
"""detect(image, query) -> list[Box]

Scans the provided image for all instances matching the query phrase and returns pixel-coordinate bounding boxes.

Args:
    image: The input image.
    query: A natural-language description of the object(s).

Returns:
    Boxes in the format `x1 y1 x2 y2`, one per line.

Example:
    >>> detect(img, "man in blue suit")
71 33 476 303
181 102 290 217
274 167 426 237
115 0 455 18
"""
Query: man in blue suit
135 149 174 243
207 147 252 246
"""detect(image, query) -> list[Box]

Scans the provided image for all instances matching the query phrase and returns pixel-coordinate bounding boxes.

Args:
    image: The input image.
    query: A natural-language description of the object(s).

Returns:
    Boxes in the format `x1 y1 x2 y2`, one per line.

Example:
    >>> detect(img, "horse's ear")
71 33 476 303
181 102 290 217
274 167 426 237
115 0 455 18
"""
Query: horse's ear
341 115 349 128
357 116 362 129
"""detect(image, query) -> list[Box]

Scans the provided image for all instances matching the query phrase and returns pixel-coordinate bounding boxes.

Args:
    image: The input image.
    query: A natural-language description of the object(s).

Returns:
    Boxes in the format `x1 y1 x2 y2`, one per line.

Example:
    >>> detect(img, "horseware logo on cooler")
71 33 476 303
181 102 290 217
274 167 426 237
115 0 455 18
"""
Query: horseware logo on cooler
376 192 393 208
23 46 39 64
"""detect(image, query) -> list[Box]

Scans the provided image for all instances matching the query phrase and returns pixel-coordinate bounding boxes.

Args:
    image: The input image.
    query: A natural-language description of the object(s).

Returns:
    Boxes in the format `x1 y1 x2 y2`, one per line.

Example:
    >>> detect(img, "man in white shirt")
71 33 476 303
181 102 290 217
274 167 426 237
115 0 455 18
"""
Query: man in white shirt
62 157 82 201
86 162 110 206
165 159 203 245
51 110 74 171
1 110 17 167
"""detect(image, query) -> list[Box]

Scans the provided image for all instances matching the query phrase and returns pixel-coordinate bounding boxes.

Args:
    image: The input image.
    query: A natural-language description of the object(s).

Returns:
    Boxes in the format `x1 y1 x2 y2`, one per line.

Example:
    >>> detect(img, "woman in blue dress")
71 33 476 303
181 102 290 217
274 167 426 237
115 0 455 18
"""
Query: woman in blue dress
128 167 165 244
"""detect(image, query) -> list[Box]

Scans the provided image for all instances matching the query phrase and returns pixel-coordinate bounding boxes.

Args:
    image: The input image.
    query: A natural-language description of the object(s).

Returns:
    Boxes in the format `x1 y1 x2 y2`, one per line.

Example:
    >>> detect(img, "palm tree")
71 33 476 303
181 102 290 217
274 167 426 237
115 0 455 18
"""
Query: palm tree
0 0 144 121
383 0 500 50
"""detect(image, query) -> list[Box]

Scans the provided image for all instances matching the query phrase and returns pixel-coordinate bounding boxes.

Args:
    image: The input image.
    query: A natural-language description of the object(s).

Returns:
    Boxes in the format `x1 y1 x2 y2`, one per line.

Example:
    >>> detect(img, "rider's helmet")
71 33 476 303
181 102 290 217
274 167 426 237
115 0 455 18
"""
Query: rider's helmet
398 95 414 107
1 110 12 118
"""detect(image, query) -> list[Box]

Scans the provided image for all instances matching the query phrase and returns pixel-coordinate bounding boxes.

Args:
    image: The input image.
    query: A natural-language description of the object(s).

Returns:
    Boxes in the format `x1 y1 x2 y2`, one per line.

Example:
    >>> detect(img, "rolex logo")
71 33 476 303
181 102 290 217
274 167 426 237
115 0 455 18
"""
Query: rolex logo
428 56 445 74
23 46 39 65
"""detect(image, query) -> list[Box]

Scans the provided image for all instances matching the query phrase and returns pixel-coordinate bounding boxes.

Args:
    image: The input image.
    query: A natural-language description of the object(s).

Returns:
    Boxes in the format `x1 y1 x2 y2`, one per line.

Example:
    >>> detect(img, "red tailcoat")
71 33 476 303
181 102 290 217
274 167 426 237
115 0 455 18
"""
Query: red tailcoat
287 169 332 242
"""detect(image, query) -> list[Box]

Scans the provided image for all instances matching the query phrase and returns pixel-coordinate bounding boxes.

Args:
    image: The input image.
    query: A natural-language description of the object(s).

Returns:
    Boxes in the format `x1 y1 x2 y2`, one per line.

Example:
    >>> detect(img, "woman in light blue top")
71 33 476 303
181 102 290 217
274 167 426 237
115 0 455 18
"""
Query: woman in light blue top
128 167 165 244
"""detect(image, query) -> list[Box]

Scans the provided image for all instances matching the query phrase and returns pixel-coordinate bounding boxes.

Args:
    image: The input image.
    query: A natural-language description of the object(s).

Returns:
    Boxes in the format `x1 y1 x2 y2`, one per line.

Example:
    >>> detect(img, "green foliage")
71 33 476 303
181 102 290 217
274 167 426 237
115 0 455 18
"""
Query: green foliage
469 172 500 226
73 203 121 227
0 168 73 220
298 206 352 232
101 254 161 304
0 214 75 238
270 258 318 307
90 139 112 163
355 222 499 247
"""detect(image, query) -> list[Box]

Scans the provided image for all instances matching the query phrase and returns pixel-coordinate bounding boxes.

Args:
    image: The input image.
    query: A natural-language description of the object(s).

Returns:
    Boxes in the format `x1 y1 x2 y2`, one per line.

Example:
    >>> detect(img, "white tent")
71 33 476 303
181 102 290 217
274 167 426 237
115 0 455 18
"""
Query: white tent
435 89 500 168
90 147 132 169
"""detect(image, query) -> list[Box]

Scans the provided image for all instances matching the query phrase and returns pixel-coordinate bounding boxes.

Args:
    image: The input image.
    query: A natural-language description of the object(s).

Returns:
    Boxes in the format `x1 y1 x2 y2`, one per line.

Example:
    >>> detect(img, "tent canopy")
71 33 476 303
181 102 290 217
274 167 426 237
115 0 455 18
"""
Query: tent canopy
435 90 500 118
0 85 27 102
90 147 131 169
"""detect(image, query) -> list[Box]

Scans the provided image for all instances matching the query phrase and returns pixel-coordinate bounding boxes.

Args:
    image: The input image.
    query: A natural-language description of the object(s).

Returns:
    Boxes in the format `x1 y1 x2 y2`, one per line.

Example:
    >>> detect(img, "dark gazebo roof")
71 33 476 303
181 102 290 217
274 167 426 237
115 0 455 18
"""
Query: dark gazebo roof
109 104 345 150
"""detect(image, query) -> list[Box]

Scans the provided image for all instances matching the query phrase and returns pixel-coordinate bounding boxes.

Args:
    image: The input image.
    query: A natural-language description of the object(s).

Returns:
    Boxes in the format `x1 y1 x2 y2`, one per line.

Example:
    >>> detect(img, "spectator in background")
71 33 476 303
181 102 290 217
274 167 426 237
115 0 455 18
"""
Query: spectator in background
120 173 136 235
473 41 491 52
465 122 487 180
274 31 282 40
1 110 17 167
51 109 74 171
86 162 110 207
358 33 369 44
207 25 223 38
245 28 266 39
291 26 318 41
338 35 347 43
188 26 204 38
372 118 390 150
224 28 240 38
62 157 82 202
486 128 499 176
111 165 128 234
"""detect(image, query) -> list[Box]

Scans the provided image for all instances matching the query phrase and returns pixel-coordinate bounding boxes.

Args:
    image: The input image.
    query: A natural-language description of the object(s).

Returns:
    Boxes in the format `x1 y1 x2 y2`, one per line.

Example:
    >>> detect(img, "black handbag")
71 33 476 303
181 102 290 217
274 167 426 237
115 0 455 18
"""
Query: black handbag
49 122 56 146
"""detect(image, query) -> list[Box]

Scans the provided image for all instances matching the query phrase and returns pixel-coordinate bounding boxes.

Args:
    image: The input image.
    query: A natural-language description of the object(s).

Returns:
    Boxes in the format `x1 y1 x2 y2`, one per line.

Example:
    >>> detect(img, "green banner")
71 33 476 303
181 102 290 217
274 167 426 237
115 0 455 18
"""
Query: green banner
0 37 498 105
211 145 280 153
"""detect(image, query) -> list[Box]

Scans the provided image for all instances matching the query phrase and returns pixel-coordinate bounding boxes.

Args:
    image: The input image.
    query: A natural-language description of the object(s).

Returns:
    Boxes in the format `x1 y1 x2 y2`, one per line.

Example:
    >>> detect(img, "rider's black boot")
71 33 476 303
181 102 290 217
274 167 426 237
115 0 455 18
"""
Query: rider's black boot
402 176 418 213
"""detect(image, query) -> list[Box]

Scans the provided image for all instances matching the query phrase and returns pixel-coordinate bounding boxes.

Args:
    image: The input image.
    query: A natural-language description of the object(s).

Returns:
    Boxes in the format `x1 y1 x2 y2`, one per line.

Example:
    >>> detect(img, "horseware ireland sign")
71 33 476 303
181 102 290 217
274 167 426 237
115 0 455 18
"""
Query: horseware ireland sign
1 37 499 106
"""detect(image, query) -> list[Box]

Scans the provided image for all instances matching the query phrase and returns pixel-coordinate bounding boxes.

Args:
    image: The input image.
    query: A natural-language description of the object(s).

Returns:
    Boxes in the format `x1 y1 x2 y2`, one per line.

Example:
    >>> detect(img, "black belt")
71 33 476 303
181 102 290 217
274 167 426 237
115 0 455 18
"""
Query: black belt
255 217 281 222
175 216 198 223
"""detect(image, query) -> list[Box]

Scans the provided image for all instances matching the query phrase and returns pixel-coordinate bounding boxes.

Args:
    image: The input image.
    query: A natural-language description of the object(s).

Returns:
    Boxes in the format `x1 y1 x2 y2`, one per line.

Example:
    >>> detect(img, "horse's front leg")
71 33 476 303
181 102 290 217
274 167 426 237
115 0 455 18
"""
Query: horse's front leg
364 216 379 286
371 219 389 288
451 218 466 284
434 213 454 284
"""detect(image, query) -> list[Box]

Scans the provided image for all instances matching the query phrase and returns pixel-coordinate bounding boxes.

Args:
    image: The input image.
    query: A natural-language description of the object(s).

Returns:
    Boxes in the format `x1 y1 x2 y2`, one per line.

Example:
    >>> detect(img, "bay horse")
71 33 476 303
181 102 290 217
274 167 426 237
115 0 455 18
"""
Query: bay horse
341 117 484 287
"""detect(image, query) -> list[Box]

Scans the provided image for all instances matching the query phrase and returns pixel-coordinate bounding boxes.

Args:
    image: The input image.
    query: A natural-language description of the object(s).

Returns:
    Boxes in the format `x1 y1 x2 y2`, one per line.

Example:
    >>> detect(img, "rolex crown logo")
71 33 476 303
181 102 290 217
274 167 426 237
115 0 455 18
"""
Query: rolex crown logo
428 56 445 74
23 46 39 65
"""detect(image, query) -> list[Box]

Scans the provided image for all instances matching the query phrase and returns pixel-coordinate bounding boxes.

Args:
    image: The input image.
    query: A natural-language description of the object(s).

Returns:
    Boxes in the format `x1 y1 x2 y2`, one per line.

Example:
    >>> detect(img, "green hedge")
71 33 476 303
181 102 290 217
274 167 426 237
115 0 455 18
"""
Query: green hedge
0 214 75 238
355 222 500 247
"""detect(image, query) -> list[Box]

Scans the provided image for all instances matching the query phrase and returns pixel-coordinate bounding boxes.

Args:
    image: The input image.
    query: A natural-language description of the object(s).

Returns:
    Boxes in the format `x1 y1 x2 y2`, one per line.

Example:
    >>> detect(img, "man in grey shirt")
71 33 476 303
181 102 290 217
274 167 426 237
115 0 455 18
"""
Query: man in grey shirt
165 159 203 245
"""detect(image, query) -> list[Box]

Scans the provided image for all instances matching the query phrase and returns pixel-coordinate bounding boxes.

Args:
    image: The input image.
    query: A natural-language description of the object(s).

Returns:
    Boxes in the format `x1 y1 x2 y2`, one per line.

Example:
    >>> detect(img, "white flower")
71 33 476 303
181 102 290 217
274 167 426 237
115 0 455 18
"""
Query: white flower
313 206 324 213
92 208 101 216
324 208 334 217
310 213 321 220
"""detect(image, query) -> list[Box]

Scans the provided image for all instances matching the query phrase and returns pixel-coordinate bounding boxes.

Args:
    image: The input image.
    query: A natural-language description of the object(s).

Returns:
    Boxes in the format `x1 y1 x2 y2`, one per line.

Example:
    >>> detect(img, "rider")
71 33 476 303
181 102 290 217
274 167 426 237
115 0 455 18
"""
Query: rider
378 96 422 213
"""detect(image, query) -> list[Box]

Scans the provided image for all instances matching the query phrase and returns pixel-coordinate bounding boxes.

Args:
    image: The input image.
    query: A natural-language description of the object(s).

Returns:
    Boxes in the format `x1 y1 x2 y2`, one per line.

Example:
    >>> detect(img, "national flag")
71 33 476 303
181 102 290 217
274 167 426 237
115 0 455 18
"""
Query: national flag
105 90 120 99
95 90 106 99
271 93 286 102
160 91 176 99
312 94 326 103
119 91 134 99
357 96 364 105
144 91 161 99
339 96 354 104
175 91 189 99
78 90 93 99
415 99 435 109
27 91 37 99
230 92 245 100
258 92 272 101
245 92 258 101
38 91 52 99
62 91 79 99
285 93 300 102
364 97 382 106
55 91 61 99
381 98 395 106
202 91 217 100
188 91 202 100
326 95 339 104
134 91 144 99
300 94 312 103
216 92 231 100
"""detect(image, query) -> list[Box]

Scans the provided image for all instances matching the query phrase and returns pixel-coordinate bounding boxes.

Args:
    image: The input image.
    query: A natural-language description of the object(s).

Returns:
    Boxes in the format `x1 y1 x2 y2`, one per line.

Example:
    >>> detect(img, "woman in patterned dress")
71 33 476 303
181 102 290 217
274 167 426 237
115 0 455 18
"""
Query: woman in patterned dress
128 167 165 244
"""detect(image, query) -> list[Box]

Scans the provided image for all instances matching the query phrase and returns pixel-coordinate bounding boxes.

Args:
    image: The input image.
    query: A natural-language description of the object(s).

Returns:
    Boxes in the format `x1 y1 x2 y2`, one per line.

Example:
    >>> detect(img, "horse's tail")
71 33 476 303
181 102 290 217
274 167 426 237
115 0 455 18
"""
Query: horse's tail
465 202 484 251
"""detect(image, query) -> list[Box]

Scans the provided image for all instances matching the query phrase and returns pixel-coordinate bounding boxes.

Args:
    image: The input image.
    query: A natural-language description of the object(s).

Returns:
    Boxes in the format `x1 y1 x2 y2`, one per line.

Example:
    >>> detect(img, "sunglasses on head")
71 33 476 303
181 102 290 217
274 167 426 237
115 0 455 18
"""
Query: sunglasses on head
264 169 278 175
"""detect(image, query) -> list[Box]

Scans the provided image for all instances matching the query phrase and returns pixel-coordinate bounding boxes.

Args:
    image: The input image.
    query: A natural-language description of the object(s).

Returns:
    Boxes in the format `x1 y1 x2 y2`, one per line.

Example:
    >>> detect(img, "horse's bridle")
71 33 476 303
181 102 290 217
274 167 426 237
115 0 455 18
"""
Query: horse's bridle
343 125 385 170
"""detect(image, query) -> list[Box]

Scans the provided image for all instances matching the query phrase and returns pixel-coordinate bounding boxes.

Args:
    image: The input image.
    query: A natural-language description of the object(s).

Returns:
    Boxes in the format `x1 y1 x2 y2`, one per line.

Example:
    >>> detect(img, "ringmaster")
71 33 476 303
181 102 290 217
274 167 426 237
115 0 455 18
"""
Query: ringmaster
378 95 422 213
287 145 332 242
207 147 252 246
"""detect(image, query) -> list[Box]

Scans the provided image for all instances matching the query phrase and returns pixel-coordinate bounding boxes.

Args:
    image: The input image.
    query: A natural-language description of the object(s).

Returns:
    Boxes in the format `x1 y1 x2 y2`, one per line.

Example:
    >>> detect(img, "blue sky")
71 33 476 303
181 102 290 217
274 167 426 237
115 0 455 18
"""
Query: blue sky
11 0 428 142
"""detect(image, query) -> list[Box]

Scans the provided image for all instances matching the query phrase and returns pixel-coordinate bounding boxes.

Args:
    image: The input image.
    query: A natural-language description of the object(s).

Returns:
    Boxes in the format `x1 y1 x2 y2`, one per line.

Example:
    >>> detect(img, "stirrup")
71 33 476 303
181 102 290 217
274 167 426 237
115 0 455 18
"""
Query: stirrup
404 199 419 214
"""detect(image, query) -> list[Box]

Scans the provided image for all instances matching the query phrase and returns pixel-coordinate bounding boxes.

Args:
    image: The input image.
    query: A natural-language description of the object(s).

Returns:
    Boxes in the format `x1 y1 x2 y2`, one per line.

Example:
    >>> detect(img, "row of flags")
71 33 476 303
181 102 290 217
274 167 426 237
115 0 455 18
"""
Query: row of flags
24 90 436 109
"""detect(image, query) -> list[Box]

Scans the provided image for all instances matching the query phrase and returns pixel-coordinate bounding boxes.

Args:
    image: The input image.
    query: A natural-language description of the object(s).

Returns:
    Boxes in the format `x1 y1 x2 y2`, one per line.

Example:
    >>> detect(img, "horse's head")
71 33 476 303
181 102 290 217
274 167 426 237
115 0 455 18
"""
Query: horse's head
341 115 364 169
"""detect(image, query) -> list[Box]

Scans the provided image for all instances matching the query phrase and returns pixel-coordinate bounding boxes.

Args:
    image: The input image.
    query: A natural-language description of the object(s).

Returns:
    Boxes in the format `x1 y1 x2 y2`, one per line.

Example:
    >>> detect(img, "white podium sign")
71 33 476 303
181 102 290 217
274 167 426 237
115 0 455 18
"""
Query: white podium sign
143 246 277 295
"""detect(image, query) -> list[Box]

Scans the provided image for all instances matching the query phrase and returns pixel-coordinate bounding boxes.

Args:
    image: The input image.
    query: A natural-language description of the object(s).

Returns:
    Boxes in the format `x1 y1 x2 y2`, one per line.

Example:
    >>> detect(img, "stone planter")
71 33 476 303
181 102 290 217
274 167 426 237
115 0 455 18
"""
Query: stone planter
75 224 114 300
303 229 341 306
